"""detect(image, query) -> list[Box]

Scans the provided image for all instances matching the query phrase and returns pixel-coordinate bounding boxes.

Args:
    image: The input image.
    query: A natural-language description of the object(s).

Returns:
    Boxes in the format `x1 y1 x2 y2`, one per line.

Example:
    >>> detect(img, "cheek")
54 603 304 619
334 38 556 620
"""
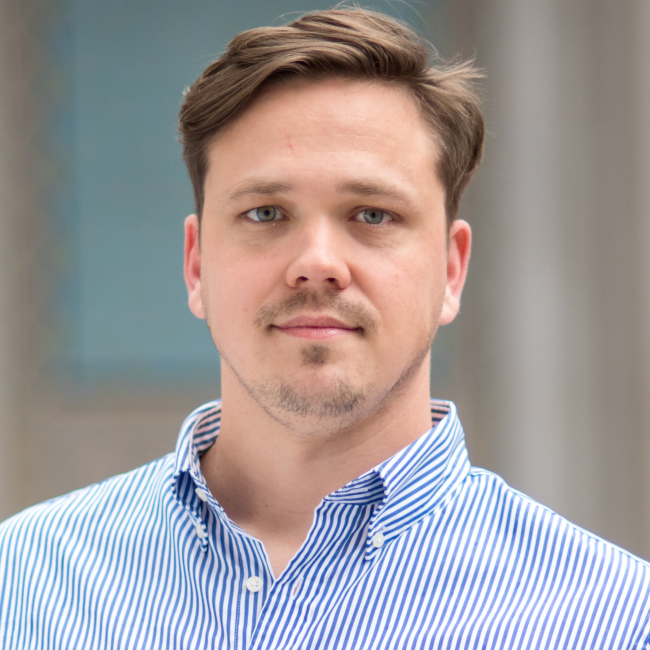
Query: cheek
374 249 446 318
377 270 445 360
204 248 279 328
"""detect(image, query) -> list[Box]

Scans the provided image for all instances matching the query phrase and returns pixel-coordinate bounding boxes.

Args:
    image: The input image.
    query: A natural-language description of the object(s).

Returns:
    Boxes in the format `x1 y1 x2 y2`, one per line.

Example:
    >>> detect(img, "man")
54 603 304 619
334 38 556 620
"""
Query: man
1 8 649 649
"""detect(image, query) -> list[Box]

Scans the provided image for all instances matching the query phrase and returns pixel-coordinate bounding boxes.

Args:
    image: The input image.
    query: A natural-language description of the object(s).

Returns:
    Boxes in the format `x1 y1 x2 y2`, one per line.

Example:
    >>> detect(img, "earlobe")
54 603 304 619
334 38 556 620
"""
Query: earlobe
184 214 205 320
439 219 471 326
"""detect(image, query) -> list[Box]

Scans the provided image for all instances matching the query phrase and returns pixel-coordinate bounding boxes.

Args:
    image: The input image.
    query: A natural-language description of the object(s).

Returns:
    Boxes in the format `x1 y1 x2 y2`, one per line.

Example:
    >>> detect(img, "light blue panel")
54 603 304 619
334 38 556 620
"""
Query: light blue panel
63 0 448 383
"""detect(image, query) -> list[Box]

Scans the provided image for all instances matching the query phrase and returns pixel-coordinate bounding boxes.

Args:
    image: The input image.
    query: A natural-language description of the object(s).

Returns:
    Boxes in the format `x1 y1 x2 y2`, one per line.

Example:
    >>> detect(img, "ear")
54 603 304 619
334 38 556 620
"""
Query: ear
439 219 471 326
184 214 205 320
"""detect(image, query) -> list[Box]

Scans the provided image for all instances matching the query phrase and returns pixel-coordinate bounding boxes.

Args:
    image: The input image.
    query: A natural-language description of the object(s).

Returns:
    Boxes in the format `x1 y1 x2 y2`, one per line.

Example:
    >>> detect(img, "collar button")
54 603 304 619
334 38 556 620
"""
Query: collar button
372 532 385 548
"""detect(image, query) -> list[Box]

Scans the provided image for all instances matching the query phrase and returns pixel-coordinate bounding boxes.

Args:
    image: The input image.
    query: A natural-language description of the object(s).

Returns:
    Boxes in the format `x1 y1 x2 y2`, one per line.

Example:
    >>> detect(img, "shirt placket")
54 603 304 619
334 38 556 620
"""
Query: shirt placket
247 498 383 650
200 489 276 650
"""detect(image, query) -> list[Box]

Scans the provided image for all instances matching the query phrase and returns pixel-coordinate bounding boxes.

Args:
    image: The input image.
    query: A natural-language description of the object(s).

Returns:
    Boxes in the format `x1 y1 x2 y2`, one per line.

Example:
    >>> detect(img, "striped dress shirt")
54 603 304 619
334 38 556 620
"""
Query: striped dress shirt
2 399 650 649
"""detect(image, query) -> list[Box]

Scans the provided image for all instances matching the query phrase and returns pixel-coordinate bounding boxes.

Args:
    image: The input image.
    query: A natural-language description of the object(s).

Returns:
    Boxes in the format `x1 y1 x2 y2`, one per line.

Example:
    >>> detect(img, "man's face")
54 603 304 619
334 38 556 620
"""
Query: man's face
184 78 470 431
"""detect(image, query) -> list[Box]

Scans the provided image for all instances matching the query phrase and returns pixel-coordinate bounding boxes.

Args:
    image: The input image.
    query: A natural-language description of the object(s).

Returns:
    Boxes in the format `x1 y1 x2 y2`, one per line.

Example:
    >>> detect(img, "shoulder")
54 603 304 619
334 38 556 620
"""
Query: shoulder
444 467 650 645
463 466 650 569
0 453 175 556
0 455 185 648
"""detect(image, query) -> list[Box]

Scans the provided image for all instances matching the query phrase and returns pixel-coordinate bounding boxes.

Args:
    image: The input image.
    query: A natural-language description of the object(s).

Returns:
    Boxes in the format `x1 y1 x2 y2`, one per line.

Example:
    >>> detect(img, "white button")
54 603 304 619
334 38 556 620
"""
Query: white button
195 523 206 539
195 488 209 502
246 576 263 593
372 532 385 548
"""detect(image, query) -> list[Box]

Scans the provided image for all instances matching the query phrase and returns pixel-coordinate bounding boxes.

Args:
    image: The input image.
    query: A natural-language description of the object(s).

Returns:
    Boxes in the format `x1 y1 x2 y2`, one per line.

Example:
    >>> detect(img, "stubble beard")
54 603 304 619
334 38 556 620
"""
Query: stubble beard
216 335 435 434
208 289 438 432
215 342 370 430
239 335 434 432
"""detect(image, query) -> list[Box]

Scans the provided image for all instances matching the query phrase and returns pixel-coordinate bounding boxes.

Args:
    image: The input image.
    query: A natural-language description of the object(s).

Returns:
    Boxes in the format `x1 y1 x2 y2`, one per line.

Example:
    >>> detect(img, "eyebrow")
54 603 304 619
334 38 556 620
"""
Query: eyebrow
336 179 414 207
225 178 414 207
226 180 293 203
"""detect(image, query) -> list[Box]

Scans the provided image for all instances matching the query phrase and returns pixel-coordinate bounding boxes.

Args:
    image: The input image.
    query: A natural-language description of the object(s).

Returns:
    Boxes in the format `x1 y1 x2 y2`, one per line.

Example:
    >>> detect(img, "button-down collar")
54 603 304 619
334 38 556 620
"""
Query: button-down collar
171 399 470 559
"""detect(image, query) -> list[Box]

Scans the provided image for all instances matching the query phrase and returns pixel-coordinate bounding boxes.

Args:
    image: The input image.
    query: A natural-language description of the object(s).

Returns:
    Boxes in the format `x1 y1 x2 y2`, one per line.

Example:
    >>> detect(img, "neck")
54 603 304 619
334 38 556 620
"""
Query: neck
200 361 433 577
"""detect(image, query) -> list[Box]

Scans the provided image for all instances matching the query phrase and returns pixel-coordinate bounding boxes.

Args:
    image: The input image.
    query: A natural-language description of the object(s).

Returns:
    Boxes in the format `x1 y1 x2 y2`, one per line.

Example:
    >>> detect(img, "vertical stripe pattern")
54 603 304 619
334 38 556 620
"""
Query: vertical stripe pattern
1 400 650 649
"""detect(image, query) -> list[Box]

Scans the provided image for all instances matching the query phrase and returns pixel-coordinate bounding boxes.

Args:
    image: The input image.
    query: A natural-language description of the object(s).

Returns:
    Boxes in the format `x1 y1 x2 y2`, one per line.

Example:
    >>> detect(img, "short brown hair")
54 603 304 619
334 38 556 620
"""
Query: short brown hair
179 7 484 225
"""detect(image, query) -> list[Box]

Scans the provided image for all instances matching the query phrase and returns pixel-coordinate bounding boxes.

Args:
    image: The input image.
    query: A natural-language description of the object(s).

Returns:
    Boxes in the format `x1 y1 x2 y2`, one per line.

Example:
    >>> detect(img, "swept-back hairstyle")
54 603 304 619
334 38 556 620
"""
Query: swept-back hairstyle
178 7 484 225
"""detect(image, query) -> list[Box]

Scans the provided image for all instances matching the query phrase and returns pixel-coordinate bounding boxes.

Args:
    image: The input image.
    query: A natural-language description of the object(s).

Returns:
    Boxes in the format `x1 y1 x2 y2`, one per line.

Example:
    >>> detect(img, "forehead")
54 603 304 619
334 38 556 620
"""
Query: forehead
206 78 441 189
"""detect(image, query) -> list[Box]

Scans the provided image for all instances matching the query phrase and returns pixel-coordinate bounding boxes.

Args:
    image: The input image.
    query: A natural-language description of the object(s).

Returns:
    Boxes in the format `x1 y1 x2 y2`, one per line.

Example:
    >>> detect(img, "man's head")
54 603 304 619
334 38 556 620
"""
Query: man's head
179 7 484 227
182 8 484 434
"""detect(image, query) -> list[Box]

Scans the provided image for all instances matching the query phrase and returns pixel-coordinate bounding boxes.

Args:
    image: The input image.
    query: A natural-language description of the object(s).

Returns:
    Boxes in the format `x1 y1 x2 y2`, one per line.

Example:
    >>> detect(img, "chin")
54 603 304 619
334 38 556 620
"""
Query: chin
250 372 367 422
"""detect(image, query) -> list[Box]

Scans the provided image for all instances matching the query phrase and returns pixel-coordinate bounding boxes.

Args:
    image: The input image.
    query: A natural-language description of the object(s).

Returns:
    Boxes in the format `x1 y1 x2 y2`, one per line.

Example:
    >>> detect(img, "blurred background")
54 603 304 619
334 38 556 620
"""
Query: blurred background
2 0 650 560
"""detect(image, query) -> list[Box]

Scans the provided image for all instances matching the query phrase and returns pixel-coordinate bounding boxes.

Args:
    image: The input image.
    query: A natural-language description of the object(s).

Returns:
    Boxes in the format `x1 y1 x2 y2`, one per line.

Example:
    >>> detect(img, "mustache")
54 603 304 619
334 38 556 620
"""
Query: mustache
253 290 377 334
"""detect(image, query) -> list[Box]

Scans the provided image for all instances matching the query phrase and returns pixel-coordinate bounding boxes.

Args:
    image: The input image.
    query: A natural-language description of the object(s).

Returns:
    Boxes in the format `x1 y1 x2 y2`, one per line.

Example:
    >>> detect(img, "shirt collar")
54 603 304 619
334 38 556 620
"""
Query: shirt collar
172 399 470 555
172 399 222 497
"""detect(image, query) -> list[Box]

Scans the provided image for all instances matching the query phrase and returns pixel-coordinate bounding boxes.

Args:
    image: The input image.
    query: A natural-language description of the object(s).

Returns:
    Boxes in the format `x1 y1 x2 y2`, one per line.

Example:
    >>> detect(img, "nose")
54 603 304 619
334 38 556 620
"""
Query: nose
285 216 351 291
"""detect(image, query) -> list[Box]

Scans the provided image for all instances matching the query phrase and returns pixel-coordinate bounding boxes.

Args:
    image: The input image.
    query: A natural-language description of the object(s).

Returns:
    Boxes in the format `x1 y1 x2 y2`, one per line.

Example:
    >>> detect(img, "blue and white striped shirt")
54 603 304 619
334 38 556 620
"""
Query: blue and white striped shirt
2 400 650 649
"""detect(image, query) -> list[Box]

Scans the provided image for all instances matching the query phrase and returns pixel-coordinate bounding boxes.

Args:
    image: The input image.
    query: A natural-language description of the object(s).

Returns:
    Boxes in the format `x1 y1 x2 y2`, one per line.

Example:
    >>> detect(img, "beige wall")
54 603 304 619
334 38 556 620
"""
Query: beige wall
0 0 35 517
0 0 210 518
453 0 650 558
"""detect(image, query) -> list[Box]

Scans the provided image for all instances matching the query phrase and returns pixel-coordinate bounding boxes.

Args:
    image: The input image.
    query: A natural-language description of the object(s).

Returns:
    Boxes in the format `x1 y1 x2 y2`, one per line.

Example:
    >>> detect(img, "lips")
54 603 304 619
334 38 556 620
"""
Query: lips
275 316 357 330
273 315 360 339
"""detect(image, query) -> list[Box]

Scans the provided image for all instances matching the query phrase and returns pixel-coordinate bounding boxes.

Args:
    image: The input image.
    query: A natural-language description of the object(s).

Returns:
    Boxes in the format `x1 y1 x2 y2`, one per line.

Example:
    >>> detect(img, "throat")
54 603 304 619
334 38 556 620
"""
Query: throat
199 438 332 577
247 519 315 579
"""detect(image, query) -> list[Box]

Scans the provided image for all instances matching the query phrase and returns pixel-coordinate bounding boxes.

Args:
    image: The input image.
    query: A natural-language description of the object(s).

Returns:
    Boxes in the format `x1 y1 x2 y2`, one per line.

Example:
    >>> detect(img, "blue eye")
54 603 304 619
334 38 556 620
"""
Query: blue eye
246 206 281 222
355 208 391 225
